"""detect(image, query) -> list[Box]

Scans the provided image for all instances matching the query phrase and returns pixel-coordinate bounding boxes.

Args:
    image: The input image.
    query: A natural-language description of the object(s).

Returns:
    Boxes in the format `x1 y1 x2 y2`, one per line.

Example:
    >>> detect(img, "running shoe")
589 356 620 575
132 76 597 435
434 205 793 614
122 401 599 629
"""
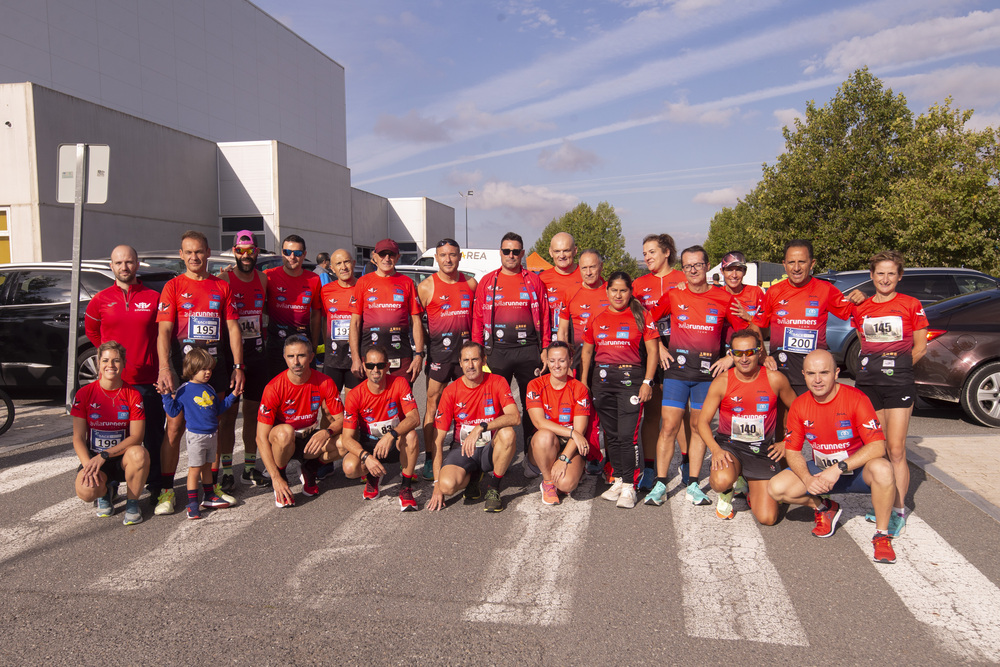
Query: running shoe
872 533 896 564
213 484 237 505
242 466 272 487
186 502 201 520
464 471 483 500
540 481 560 506
644 481 667 506
888 512 906 538
399 486 417 512
153 488 176 516
585 456 604 476
680 460 690 487
522 455 541 479
638 467 655 491
716 489 735 520
601 477 624 502
484 488 504 512
811 499 842 538
273 489 296 508
122 499 143 526
733 475 749 498
421 458 434 481
201 493 232 509
219 473 236 493
616 484 637 509
300 470 319 497
686 482 710 506
363 474 380 500
95 486 114 518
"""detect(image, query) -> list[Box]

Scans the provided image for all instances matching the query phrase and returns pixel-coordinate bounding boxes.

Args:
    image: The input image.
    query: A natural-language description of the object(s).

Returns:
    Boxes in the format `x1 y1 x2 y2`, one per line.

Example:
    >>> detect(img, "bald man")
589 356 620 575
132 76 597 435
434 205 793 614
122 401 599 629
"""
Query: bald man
539 232 583 341
767 350 898 564
321 249 360 393
85 244 166 500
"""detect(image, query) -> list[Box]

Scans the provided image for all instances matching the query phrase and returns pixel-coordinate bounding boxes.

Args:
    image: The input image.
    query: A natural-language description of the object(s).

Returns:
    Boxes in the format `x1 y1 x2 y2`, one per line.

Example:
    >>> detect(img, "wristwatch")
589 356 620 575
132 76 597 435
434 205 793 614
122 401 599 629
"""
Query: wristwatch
232 363 244 370
99 450 110 460
388 427 400 439
642 378 653 385
479 421 489 432
837 460 849 474
558 454 571 464
413 351 425 357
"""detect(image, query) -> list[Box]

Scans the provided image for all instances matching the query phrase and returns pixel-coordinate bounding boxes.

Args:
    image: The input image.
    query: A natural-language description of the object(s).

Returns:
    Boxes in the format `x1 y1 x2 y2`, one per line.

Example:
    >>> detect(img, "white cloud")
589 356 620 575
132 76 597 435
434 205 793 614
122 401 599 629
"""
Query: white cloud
443 170 483 187
965 112 1000 132
476 181 579 228
887 64 1000 110
373 110 449 143
773 108 803 131
664 100 738 126
823 10 1000 74
538 141 603 172
669 0 727 15
692 187 743 207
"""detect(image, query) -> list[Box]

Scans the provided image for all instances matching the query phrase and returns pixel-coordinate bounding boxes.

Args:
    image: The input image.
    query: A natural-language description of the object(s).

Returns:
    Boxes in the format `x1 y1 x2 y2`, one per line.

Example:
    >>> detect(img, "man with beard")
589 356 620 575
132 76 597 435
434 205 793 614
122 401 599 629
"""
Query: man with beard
265 235 323 377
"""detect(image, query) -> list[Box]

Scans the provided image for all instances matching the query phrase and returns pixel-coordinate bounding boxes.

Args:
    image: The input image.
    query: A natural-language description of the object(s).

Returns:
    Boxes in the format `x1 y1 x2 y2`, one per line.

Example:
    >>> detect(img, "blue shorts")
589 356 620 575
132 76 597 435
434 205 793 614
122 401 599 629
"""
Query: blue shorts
806 460 871 494
661 378 711 410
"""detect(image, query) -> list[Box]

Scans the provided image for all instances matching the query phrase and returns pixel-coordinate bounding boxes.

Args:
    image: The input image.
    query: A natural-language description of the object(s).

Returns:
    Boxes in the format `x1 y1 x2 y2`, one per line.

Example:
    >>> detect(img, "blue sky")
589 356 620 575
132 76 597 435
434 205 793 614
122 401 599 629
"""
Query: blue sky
255 0 1000 256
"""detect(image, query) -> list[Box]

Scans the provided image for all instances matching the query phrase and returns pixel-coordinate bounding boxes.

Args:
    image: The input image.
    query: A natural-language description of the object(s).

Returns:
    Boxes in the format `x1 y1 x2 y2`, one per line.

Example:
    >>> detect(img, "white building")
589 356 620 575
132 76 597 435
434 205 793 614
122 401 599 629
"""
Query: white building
0 0 453 263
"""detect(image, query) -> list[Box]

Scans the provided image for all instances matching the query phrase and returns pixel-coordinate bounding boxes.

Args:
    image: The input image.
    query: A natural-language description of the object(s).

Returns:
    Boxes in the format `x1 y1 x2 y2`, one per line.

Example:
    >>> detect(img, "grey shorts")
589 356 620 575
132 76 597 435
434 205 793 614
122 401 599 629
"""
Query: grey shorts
186 431 219 467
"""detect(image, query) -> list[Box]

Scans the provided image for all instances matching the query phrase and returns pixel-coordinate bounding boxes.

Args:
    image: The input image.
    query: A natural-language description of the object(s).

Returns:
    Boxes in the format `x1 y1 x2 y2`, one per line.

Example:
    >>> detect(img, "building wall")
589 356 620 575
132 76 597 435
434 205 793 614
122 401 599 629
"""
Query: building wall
274 142 351 257
0 0 346 165
425 197 457 250
351 188 388 250
218 140 276 249
0 83 38 261
388 197 456 254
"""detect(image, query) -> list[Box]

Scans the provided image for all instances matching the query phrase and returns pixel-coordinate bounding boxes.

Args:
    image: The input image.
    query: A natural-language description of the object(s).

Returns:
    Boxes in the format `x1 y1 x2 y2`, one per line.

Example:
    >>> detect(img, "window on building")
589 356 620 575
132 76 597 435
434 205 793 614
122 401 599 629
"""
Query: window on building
221 216 266 252
356 246 374 265
0 209 10 263
398 241 418 265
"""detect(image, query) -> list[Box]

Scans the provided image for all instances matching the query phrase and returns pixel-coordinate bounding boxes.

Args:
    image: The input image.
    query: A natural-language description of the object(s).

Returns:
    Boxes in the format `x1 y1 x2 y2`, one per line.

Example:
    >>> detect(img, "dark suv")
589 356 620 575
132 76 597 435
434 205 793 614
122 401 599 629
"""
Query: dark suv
0 262 174 388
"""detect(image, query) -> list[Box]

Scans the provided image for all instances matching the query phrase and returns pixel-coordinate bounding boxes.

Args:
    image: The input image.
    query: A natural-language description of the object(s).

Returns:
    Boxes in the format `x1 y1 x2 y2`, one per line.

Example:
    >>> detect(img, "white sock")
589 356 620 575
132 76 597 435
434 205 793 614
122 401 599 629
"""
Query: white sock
893 506 906 517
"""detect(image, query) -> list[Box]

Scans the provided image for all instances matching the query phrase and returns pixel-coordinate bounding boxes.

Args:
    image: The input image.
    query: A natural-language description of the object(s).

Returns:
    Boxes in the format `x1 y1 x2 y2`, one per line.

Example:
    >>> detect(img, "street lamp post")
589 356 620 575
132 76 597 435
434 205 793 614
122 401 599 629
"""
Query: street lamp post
459 190 473 247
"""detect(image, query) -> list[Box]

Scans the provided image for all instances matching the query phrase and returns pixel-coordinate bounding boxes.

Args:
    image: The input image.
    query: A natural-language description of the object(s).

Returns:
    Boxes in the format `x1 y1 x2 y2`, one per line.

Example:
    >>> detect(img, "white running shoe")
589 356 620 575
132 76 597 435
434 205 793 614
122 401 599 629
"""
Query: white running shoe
616 483 637 509
601 477 624 501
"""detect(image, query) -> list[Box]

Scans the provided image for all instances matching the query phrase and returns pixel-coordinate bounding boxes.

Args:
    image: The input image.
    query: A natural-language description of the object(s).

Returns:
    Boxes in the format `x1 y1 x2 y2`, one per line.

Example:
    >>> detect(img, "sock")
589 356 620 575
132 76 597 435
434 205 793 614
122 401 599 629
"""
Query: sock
815 499 829 512
893 506 906 516
366 472 379 486
202 483 213 497
656 476 668 486
401 473 415 489
221 454 233 475
875 529 888 537
187 489 198 504
486 472 503 491
277 466 288 483
160 472 175 491
681 453 690 467
644 458 655 469
211 466 219 484
243 452 257 467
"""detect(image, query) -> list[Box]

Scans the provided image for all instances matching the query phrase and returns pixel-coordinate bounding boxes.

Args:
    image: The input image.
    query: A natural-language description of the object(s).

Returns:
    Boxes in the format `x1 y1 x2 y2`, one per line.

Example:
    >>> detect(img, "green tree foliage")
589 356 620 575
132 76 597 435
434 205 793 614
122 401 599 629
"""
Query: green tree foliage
530 201 642 277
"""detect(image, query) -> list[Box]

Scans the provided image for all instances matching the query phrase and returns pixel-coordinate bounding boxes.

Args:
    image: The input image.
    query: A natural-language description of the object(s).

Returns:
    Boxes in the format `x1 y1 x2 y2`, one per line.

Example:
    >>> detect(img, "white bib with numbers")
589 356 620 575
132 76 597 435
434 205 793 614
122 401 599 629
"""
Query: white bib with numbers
862 315 903 343
731 415 765 443
90 428 125 452
783 327 817 352
813 449 853 475
459 423 492 448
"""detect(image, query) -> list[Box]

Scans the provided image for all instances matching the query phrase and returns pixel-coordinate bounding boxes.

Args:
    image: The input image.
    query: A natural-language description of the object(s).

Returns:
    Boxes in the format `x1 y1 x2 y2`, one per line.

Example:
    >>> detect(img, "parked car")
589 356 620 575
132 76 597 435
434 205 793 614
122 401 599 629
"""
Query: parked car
815 268 1000 376
914 288 1000 428
0 262 175 388
127 251 315 275
359 264 474 285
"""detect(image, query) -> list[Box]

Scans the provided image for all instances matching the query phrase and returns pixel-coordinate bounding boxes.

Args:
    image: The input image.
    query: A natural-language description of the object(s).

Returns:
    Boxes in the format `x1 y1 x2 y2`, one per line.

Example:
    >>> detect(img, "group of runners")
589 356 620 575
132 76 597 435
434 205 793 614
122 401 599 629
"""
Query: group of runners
73 228 926 565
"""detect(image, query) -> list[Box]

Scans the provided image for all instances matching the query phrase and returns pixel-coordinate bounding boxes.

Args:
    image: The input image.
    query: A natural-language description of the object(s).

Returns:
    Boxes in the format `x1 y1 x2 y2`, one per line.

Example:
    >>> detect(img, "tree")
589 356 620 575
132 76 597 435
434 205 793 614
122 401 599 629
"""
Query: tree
704 197 764 263
530 202 642 277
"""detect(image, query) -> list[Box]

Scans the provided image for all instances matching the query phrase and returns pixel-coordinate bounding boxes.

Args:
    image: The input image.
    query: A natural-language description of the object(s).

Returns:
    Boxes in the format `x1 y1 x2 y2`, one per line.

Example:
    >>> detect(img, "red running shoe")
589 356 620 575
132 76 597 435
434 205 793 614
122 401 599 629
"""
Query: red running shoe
811 499 842 538
399 486 417 511
872 533 896 564
363 474 380 500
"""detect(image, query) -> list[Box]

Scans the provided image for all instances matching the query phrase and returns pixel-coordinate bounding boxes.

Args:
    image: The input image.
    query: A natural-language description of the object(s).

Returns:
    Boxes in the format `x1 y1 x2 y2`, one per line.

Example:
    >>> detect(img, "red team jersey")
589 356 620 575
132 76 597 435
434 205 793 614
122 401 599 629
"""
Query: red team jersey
633 270 685 340
264 267 321 332
156 274 238 346
650 286 742 382
725 284 765 343
435 373 516 442
583 307 658 366
71 381 145 453
540 266 582 333
85 282 160 384
560 282 609 346
257 370 344 430
344 375 418 440
525 375 590 426
784 385 884 470
717 368 778 447
320 280 357 368
424 274 475 364
350 272 423 361
851 293 928 385
226 271 266 353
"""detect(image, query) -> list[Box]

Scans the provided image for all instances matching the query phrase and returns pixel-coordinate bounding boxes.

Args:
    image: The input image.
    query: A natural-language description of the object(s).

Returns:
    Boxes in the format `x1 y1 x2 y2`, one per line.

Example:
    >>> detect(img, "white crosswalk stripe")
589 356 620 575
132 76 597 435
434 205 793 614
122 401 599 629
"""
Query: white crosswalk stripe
0 497 84 566
0 450 78 495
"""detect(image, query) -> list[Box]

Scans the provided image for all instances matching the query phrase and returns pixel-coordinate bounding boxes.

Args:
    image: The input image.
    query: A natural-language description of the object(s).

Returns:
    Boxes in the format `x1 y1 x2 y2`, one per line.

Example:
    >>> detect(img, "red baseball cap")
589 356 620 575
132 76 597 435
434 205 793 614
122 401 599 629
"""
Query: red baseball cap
374 238 400 255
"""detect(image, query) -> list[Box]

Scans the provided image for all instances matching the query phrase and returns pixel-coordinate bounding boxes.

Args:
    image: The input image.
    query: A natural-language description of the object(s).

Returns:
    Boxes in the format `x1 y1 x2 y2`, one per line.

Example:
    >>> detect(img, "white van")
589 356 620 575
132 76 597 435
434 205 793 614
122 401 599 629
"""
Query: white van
416 247 502 280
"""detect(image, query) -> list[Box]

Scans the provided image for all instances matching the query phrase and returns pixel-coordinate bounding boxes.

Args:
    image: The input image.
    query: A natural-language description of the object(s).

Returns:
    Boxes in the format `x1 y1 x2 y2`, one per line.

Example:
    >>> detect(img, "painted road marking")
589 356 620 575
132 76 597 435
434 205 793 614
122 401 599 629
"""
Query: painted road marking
0 450 78 495
840 496 1000 663
0 498 83 567
463 474 597 626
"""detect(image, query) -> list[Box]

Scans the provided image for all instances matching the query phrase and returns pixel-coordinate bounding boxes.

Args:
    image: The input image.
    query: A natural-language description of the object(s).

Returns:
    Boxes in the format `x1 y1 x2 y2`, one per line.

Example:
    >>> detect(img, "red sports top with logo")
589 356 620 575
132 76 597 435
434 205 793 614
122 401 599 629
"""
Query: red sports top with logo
257 370 344 430
524 375 601 461
350 272 423 362
634 269 686 341
425 274 475 364
649 286 742 382
85 281 160 384
70 381 145 453
540 266 582 334
481 271 543 349
320 279 357 369
784 385 884 470
435 373 516 442
560 281 609 347
344 375 418 441
156 274 238 347
851 293 928 386
583 307 658 366
752 277 852 382
717 368 778 447
226 271 266 355
725 284 765 343
264 267 321 332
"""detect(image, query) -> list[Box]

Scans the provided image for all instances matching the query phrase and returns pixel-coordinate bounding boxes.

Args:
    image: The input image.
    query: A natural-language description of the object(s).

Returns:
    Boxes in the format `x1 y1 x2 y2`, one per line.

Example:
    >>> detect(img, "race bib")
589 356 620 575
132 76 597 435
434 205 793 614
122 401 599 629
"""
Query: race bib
91 428 125 452
862 316 903 343
368 417 400 438
238 315 261 340
188 316 220 341
783 327 817 352
330 316 350 341
813 449 853 475
459 423 493 447
731 415 765 443
389 357 402 370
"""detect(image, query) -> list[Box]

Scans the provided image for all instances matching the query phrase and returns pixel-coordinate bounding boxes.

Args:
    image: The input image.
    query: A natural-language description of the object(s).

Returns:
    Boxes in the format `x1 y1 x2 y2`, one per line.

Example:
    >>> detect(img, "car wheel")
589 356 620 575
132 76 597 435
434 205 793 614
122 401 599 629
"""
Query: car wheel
77 347 98 388
845 339 861 378
960 361 1000 428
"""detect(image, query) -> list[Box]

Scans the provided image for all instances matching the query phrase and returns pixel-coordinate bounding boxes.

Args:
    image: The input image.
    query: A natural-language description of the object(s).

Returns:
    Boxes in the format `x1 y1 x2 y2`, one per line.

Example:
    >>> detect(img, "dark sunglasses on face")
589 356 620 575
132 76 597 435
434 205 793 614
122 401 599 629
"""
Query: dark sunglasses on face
731 347 761 358
376 250 397 258
282 249 304 257
500 248 523 256
365 362 388 370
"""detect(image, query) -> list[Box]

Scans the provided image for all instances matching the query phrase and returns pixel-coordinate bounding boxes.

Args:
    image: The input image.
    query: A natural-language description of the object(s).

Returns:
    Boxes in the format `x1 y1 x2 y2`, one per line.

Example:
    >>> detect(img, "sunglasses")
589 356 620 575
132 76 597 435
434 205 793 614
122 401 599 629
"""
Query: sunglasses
282 249 304 257
364 362 388 370
731 347 760 358
500 248 523 256
233 247 257 257
376 250 397 258
436 238 459 249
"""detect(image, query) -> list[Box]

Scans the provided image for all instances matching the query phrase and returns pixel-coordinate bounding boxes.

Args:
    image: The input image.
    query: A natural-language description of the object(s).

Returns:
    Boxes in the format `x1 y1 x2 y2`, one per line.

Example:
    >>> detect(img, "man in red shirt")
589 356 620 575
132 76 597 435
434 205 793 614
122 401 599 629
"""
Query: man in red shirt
767 350 898 563
320 249 360 393
339 345 421 510
540 232 582 340
427 341 520 513
265 235 323 377
556 249 608 378
85 244 164 499
256 335 345 508
719 251 765 343
155 231 245 515
349 238 426 384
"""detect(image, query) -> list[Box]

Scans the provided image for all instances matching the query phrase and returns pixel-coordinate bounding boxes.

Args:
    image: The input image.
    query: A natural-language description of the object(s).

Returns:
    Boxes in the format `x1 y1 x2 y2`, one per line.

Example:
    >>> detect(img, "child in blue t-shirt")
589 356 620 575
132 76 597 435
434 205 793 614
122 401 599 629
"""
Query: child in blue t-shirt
163 348 241 519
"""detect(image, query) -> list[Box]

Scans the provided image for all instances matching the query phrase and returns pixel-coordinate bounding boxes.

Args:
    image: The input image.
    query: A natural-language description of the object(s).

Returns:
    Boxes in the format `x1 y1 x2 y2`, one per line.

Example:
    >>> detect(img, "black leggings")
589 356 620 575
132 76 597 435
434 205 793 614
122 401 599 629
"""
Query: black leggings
594 383 643 483
487 344 542 450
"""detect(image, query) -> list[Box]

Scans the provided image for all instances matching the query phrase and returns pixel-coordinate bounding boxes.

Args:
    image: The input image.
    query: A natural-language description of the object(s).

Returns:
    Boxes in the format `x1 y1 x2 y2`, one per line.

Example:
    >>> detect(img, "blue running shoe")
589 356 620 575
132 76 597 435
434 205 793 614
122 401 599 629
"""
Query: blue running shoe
585 457 604 476
638 467 655 491
888 512 906 538
95 487 114 518
686 481 710 506
644 481 667 506
316 462 336 481
680 460 690 487
421 457 434 481
122 499 143 526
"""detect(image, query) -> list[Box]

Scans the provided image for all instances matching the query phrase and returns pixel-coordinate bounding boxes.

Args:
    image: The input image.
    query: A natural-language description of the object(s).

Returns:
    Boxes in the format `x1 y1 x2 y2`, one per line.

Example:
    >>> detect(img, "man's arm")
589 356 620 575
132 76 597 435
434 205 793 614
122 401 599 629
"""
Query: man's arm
226 319 245 393
407 313 425 382
349 313 363 376
427 427 450 511
156 321 176 393
84 297 102 348
471 278 486 344
310 309 322 352
462 401 519 457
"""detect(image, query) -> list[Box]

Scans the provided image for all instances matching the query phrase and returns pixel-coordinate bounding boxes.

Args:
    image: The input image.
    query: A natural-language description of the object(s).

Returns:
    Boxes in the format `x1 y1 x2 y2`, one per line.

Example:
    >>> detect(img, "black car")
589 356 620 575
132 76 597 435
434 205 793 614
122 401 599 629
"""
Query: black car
0 262 175 388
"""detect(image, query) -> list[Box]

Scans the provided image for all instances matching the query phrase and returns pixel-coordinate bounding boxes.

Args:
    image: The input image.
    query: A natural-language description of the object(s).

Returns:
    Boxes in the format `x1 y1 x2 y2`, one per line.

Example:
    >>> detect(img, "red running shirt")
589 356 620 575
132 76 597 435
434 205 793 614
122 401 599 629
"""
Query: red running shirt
71 381 145 453
343 375 418 440
264 267 322 331
717 368 778 444
851 293 928 385
226 271 266 345
525 375 590 426
435 373 516 441
650 286 741 381
156 274 238 345
540 267 582 333
257 370 344 430
633 270 685 339
350 272 422 358
583 307 657 366
784 385 884 466
320 280 357 367
725 284 765 343
752 277 852 355
85 282 160 384
424 274 475 364
560 282 609 346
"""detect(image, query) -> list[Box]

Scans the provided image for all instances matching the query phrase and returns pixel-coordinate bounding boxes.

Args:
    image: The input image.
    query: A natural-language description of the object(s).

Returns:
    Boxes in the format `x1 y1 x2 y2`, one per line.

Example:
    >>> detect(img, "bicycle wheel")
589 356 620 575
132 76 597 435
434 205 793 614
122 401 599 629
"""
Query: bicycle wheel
0 389 14 436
